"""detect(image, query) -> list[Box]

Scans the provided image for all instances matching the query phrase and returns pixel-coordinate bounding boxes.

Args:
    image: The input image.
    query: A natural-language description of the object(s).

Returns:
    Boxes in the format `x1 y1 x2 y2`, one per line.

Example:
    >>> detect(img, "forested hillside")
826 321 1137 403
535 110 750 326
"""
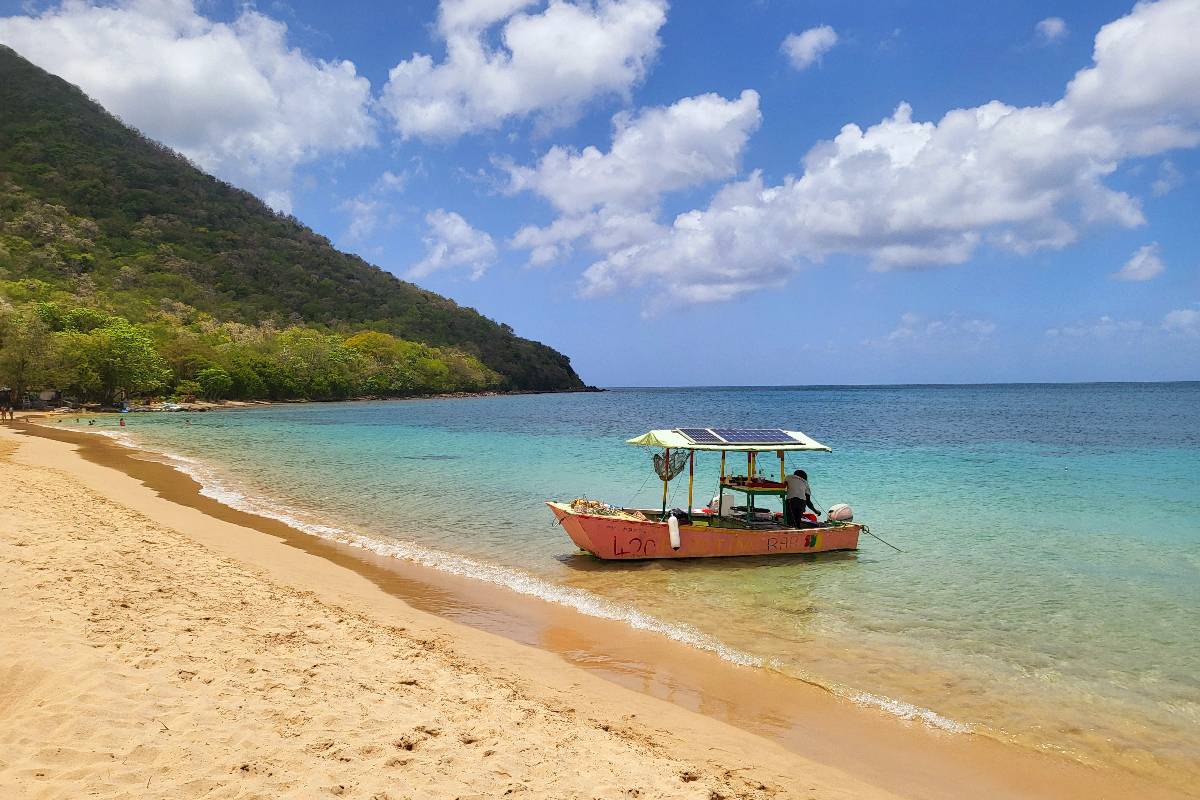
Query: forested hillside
0 45 585 404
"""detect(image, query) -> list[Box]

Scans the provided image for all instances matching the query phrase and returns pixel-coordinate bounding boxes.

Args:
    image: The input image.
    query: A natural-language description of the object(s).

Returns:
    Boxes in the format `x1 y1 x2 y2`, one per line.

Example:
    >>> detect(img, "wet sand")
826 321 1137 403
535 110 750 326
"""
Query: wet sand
1 418 1190 799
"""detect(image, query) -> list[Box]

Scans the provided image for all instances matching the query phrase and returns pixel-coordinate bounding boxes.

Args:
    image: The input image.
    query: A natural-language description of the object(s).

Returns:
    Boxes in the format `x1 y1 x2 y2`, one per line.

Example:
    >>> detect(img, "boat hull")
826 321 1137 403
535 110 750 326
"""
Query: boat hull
547 502 860 560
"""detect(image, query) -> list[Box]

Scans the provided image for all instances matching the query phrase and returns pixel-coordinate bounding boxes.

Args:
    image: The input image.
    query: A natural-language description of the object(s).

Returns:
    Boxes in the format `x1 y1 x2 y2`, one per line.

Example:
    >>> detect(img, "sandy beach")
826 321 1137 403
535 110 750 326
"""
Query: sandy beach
0 419 1191 800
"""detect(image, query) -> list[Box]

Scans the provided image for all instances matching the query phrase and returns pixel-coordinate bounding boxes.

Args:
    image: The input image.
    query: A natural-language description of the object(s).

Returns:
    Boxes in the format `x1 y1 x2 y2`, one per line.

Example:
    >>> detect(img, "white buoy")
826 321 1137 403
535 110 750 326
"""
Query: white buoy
667 514 681 550
827 503 854 521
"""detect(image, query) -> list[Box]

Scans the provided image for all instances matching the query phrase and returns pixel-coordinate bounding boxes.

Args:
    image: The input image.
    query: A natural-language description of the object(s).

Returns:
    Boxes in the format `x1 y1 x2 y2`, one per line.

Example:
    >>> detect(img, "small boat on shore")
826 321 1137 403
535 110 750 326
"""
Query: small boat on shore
548 427 863 559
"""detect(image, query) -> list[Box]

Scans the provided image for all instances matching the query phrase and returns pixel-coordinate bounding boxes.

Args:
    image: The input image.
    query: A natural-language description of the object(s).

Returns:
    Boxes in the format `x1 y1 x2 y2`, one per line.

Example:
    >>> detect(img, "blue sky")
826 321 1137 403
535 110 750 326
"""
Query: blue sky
2 0 1198 385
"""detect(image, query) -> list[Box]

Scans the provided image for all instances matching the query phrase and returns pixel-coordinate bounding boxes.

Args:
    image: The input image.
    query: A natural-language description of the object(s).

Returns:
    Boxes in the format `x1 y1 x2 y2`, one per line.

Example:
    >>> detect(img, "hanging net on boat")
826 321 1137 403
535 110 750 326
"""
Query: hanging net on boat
652 448 689 481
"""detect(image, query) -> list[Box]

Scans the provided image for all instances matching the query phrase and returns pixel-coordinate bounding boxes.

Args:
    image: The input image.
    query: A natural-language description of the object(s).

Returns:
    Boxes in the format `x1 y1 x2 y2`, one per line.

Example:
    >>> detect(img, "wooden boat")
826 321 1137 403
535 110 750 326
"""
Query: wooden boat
547 427 862 560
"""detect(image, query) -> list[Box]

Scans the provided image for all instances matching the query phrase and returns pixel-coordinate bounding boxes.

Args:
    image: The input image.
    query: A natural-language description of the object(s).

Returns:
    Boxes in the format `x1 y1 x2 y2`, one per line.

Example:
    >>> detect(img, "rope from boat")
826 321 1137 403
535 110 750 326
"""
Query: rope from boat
826 520 905 553
622 470 653 512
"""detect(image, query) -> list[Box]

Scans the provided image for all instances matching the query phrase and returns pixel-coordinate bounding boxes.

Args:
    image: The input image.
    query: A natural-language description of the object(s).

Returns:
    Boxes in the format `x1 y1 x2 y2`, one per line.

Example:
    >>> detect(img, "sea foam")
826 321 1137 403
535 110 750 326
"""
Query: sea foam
849 691 974 734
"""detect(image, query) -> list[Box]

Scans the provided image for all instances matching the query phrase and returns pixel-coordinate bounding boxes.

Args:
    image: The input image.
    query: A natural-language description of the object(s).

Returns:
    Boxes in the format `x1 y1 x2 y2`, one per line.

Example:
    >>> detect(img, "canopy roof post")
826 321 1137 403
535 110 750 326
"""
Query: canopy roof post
778 450 787 524
687 450 695 514
746 452 753 524
661 448 670 520
718 451 726 520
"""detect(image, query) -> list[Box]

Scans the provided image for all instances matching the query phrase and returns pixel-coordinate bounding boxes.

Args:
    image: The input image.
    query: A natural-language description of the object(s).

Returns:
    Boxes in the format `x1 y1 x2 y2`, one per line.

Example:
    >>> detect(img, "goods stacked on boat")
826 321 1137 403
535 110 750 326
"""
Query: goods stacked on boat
569 498 648 521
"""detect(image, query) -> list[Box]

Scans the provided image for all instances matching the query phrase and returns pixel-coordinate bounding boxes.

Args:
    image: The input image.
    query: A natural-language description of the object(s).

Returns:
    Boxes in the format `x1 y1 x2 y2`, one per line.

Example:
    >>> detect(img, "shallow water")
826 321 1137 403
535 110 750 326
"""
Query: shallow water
66 384 1200 787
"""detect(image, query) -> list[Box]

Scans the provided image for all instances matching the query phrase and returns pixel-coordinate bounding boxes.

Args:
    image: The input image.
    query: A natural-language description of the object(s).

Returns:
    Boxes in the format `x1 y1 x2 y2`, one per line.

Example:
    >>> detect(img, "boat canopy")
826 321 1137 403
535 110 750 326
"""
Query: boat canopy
626 428 831 453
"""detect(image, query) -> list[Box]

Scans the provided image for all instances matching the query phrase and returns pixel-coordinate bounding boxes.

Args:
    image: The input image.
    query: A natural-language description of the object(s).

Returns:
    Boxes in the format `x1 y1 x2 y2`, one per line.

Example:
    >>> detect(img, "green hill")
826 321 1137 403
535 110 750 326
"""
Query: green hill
0 44 586 400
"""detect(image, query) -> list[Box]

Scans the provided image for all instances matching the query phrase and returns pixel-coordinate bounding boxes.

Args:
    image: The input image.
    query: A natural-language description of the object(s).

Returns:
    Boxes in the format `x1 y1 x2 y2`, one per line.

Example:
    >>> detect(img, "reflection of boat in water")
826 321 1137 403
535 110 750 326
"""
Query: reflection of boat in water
548 427 863 560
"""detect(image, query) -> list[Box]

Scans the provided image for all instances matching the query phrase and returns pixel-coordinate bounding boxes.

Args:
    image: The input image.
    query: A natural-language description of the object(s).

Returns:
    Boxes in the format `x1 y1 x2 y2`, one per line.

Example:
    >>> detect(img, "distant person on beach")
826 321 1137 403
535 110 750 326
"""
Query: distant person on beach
785 469 819 527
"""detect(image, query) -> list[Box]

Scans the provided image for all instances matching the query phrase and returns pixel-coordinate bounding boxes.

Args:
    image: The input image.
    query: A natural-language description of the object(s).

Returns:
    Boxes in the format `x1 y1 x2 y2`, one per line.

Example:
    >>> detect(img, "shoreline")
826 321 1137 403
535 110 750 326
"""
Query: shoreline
38 386 606 414
4 418 1193 799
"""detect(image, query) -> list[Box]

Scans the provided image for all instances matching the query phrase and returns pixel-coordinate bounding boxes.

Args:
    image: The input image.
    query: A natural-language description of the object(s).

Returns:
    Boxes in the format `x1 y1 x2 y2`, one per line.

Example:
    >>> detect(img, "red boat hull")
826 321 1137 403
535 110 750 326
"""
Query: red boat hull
547 502 860 560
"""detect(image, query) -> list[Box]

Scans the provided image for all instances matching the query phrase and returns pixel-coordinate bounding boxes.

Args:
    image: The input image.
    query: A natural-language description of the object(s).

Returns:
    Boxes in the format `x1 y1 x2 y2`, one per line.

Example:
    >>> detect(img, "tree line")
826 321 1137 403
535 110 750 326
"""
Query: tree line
0 300 501 407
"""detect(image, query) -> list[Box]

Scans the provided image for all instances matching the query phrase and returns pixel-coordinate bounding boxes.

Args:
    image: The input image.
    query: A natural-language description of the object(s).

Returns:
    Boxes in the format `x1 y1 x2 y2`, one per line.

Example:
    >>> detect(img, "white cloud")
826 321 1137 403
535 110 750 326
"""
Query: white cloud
0 0 376 212
1062 0 1200 155
1114 242 1165 281
410 209 498 280
438 0 540 32
511 208 663 267
781 25 838 71
578 96 1140 300
1162 308 1200 335
870 312 996 346
1045 315 1146 338
337 169 412 244
376 170 408 193
380 0 667 139
1035 17 1068 43
340 197 385 243
507 90 760 215
549 0 1200 304
1152 159 1184 195
506 90 759 267
1045 306 1200 340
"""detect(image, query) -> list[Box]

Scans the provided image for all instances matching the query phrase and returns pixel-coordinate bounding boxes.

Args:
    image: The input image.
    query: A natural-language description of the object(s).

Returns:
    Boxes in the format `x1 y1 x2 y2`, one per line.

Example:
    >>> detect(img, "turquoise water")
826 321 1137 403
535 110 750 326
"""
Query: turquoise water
67 385 1200 787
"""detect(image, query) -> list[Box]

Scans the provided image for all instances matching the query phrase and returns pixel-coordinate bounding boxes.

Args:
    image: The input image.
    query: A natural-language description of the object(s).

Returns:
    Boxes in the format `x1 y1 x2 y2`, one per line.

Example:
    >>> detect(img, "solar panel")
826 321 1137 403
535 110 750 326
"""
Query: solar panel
711 428 799 444
677 427 725 444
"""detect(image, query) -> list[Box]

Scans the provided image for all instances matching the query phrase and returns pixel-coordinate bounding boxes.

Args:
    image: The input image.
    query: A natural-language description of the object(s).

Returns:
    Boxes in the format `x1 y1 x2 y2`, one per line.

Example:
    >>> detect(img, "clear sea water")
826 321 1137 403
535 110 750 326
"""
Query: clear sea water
65 384 1200 788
